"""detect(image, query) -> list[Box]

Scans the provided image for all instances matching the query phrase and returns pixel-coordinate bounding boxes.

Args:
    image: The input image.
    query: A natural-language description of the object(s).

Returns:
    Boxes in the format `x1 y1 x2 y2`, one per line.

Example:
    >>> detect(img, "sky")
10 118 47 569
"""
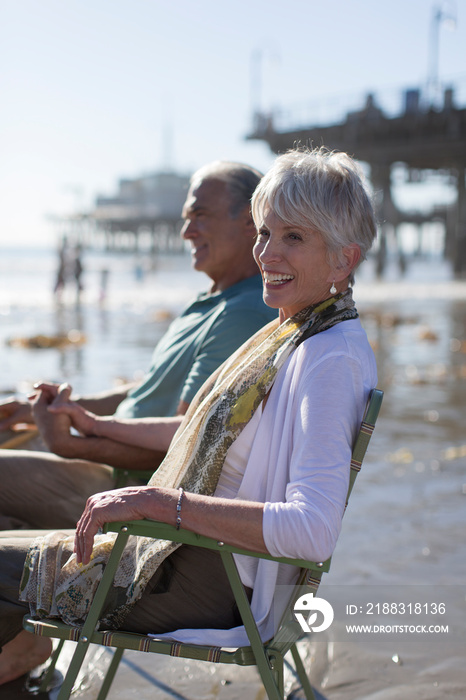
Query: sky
1 0 465 248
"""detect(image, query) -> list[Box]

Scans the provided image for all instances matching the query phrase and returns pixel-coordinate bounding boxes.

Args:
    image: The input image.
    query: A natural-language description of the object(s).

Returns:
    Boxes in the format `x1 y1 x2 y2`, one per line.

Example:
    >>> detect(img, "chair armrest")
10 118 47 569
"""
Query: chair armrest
103 519 331 573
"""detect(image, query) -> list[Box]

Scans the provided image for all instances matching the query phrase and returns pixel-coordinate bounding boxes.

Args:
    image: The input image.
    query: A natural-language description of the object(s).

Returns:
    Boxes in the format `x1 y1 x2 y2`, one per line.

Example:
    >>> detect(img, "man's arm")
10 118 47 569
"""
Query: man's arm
0 381 136 432
54 434 167 472
68 382 137 416
31 386 180 470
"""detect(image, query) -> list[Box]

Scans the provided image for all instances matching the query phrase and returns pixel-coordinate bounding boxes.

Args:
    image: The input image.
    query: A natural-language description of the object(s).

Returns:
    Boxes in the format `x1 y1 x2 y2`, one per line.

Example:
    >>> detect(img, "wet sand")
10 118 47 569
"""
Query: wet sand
0 253 465 698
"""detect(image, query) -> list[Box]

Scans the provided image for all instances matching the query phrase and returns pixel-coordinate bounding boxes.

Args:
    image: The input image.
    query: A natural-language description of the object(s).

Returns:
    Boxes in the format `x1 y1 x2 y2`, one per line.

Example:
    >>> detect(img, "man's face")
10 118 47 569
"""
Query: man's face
181 178 252 291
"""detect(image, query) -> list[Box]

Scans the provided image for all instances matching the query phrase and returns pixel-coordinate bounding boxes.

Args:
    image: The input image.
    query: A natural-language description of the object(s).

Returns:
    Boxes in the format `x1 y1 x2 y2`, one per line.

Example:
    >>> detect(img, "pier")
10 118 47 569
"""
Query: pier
57 171 191 255
246 80 466 275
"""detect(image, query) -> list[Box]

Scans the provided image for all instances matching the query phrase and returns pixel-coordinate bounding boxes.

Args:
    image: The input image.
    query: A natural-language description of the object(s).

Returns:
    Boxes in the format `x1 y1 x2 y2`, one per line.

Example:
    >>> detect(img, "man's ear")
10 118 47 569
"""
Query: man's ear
239 207 258 238
334 244 361 281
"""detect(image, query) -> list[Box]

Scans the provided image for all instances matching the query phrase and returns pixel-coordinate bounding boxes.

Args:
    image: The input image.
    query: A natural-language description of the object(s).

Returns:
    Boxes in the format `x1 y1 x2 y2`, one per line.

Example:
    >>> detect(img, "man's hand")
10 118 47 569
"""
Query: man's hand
29 385 74 454
0 397 34 431
30 383 168 471
47 383 99 437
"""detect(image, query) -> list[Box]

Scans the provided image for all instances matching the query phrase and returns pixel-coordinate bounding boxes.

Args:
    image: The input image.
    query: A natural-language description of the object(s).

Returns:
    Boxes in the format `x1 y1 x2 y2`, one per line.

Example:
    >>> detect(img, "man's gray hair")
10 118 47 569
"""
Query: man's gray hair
191 161 263 218
251 148 376 283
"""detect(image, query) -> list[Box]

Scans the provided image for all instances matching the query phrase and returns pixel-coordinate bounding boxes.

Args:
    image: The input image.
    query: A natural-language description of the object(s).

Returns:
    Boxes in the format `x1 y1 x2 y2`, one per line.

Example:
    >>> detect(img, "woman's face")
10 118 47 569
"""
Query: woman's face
253 210 336 322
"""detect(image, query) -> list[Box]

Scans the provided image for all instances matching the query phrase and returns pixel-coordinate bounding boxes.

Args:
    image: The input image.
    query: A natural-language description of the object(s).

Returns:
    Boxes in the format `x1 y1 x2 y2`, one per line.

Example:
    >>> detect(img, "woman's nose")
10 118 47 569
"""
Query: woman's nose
257 238 280 263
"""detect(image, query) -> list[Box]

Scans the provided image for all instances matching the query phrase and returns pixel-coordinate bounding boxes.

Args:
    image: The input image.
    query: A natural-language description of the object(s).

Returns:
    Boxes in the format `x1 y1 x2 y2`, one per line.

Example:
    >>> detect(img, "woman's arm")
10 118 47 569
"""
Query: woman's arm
75 486 266 565
262 348 374 563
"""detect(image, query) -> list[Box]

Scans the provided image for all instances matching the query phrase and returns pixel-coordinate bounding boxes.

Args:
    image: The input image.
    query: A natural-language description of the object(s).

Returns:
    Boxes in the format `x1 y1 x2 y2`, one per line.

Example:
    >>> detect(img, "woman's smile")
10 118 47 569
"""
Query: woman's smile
262 271 295 286
254 211 334 320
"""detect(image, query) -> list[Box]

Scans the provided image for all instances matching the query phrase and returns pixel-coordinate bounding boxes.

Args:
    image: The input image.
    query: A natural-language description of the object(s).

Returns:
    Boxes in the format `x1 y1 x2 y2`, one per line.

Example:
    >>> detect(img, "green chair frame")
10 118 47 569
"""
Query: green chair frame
23 388 383 700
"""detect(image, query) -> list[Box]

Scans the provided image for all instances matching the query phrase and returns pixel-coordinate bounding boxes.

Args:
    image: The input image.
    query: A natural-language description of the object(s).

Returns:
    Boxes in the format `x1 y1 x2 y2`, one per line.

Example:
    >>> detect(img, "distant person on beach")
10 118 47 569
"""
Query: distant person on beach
0 148 378 684
53 236 68 299
52 238 84 303
0 161 275 530
72 243 84 302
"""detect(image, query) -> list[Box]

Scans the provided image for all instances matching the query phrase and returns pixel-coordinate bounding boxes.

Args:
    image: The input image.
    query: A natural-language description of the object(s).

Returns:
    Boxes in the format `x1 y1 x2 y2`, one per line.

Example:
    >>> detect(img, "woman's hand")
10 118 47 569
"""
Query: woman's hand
75 486 268 566
74 486 163 565
46 383 99 437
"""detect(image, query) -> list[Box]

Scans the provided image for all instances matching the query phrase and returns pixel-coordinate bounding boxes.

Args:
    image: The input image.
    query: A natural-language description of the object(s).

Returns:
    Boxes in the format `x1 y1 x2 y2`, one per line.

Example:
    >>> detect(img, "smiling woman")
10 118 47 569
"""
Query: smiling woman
254 211 340 319
252 147 376 321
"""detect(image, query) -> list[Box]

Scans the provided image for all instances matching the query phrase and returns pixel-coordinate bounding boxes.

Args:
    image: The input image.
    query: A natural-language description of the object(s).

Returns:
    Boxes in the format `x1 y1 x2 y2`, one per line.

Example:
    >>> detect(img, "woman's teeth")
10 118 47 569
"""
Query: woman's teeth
264 273 294 285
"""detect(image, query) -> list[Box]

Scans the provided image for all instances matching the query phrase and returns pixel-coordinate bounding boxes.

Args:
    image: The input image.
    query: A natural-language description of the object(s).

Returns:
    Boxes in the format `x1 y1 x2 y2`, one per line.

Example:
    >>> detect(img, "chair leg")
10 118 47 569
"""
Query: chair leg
56 640 92 700
267 651 285 699
220 551 284 700
290 643 316 700
96 648 124 700
37 639 65 692
55 527 131 699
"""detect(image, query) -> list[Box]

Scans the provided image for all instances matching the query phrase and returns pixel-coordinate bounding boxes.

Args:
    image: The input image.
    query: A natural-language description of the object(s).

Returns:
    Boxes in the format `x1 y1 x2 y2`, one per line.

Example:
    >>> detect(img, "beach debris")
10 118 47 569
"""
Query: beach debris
417 326 439 342
404 363 448 385
441 444 466 461
391 654 403 665
152 309 174 323
5 330 86 349
387 447 414 464
360 310 416 328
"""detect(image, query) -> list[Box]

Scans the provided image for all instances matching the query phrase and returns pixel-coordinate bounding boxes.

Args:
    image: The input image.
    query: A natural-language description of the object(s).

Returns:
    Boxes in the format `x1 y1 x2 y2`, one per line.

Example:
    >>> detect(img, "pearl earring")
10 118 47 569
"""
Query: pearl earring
330 281 337 294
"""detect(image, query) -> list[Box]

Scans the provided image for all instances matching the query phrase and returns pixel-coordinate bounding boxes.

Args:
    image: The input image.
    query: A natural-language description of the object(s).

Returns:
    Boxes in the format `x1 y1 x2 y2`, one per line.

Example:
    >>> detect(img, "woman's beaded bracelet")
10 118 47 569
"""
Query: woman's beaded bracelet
175 487 184 530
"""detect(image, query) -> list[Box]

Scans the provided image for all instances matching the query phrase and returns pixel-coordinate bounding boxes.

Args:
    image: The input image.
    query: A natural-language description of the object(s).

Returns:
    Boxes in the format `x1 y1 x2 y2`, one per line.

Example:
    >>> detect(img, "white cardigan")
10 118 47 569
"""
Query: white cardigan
150 318 377 646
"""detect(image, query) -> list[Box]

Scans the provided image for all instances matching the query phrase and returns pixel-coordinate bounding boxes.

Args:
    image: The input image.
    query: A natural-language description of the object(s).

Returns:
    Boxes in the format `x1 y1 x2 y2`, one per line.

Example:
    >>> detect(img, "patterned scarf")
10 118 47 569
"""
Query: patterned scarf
20 289 357 628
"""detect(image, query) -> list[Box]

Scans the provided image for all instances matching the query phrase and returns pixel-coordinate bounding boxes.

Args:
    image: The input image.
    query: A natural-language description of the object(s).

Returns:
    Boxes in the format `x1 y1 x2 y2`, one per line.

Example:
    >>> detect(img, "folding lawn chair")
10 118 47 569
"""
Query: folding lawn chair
23 388 383 700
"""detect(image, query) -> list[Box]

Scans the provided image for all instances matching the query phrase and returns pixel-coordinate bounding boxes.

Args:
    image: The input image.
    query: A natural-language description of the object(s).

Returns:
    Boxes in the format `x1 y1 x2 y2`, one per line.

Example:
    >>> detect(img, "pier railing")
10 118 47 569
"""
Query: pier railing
252 74 466 135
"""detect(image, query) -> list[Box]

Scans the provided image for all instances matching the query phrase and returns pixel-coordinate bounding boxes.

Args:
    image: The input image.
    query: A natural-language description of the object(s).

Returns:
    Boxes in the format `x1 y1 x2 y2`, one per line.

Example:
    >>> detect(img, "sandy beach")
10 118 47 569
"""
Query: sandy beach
0 248 465 698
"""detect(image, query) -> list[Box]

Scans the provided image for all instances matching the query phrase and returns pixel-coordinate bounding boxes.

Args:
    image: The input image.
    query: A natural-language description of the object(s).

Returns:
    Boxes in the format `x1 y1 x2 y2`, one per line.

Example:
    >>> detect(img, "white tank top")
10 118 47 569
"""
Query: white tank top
214 403 263 499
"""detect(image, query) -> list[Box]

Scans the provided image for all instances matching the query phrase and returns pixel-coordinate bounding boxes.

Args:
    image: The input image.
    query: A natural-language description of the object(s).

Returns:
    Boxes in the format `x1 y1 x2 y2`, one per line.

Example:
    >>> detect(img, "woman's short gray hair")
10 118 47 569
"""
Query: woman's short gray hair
251 148 376 283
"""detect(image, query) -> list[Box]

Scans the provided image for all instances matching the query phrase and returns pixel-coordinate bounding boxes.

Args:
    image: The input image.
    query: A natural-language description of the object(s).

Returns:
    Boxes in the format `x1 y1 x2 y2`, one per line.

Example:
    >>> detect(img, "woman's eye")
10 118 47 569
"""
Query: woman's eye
288 233 302 241
258 229 269 238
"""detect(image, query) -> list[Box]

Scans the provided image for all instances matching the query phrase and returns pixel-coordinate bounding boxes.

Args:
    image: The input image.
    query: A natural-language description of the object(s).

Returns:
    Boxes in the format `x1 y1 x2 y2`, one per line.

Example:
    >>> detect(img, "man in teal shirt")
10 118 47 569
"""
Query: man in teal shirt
0 161 276 529
119 275 271 419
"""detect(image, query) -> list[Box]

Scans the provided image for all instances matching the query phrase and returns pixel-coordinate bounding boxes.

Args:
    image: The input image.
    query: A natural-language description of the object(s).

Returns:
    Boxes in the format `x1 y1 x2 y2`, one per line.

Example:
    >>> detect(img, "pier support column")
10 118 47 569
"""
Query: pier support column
371 164 398 277
453 168 466 275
